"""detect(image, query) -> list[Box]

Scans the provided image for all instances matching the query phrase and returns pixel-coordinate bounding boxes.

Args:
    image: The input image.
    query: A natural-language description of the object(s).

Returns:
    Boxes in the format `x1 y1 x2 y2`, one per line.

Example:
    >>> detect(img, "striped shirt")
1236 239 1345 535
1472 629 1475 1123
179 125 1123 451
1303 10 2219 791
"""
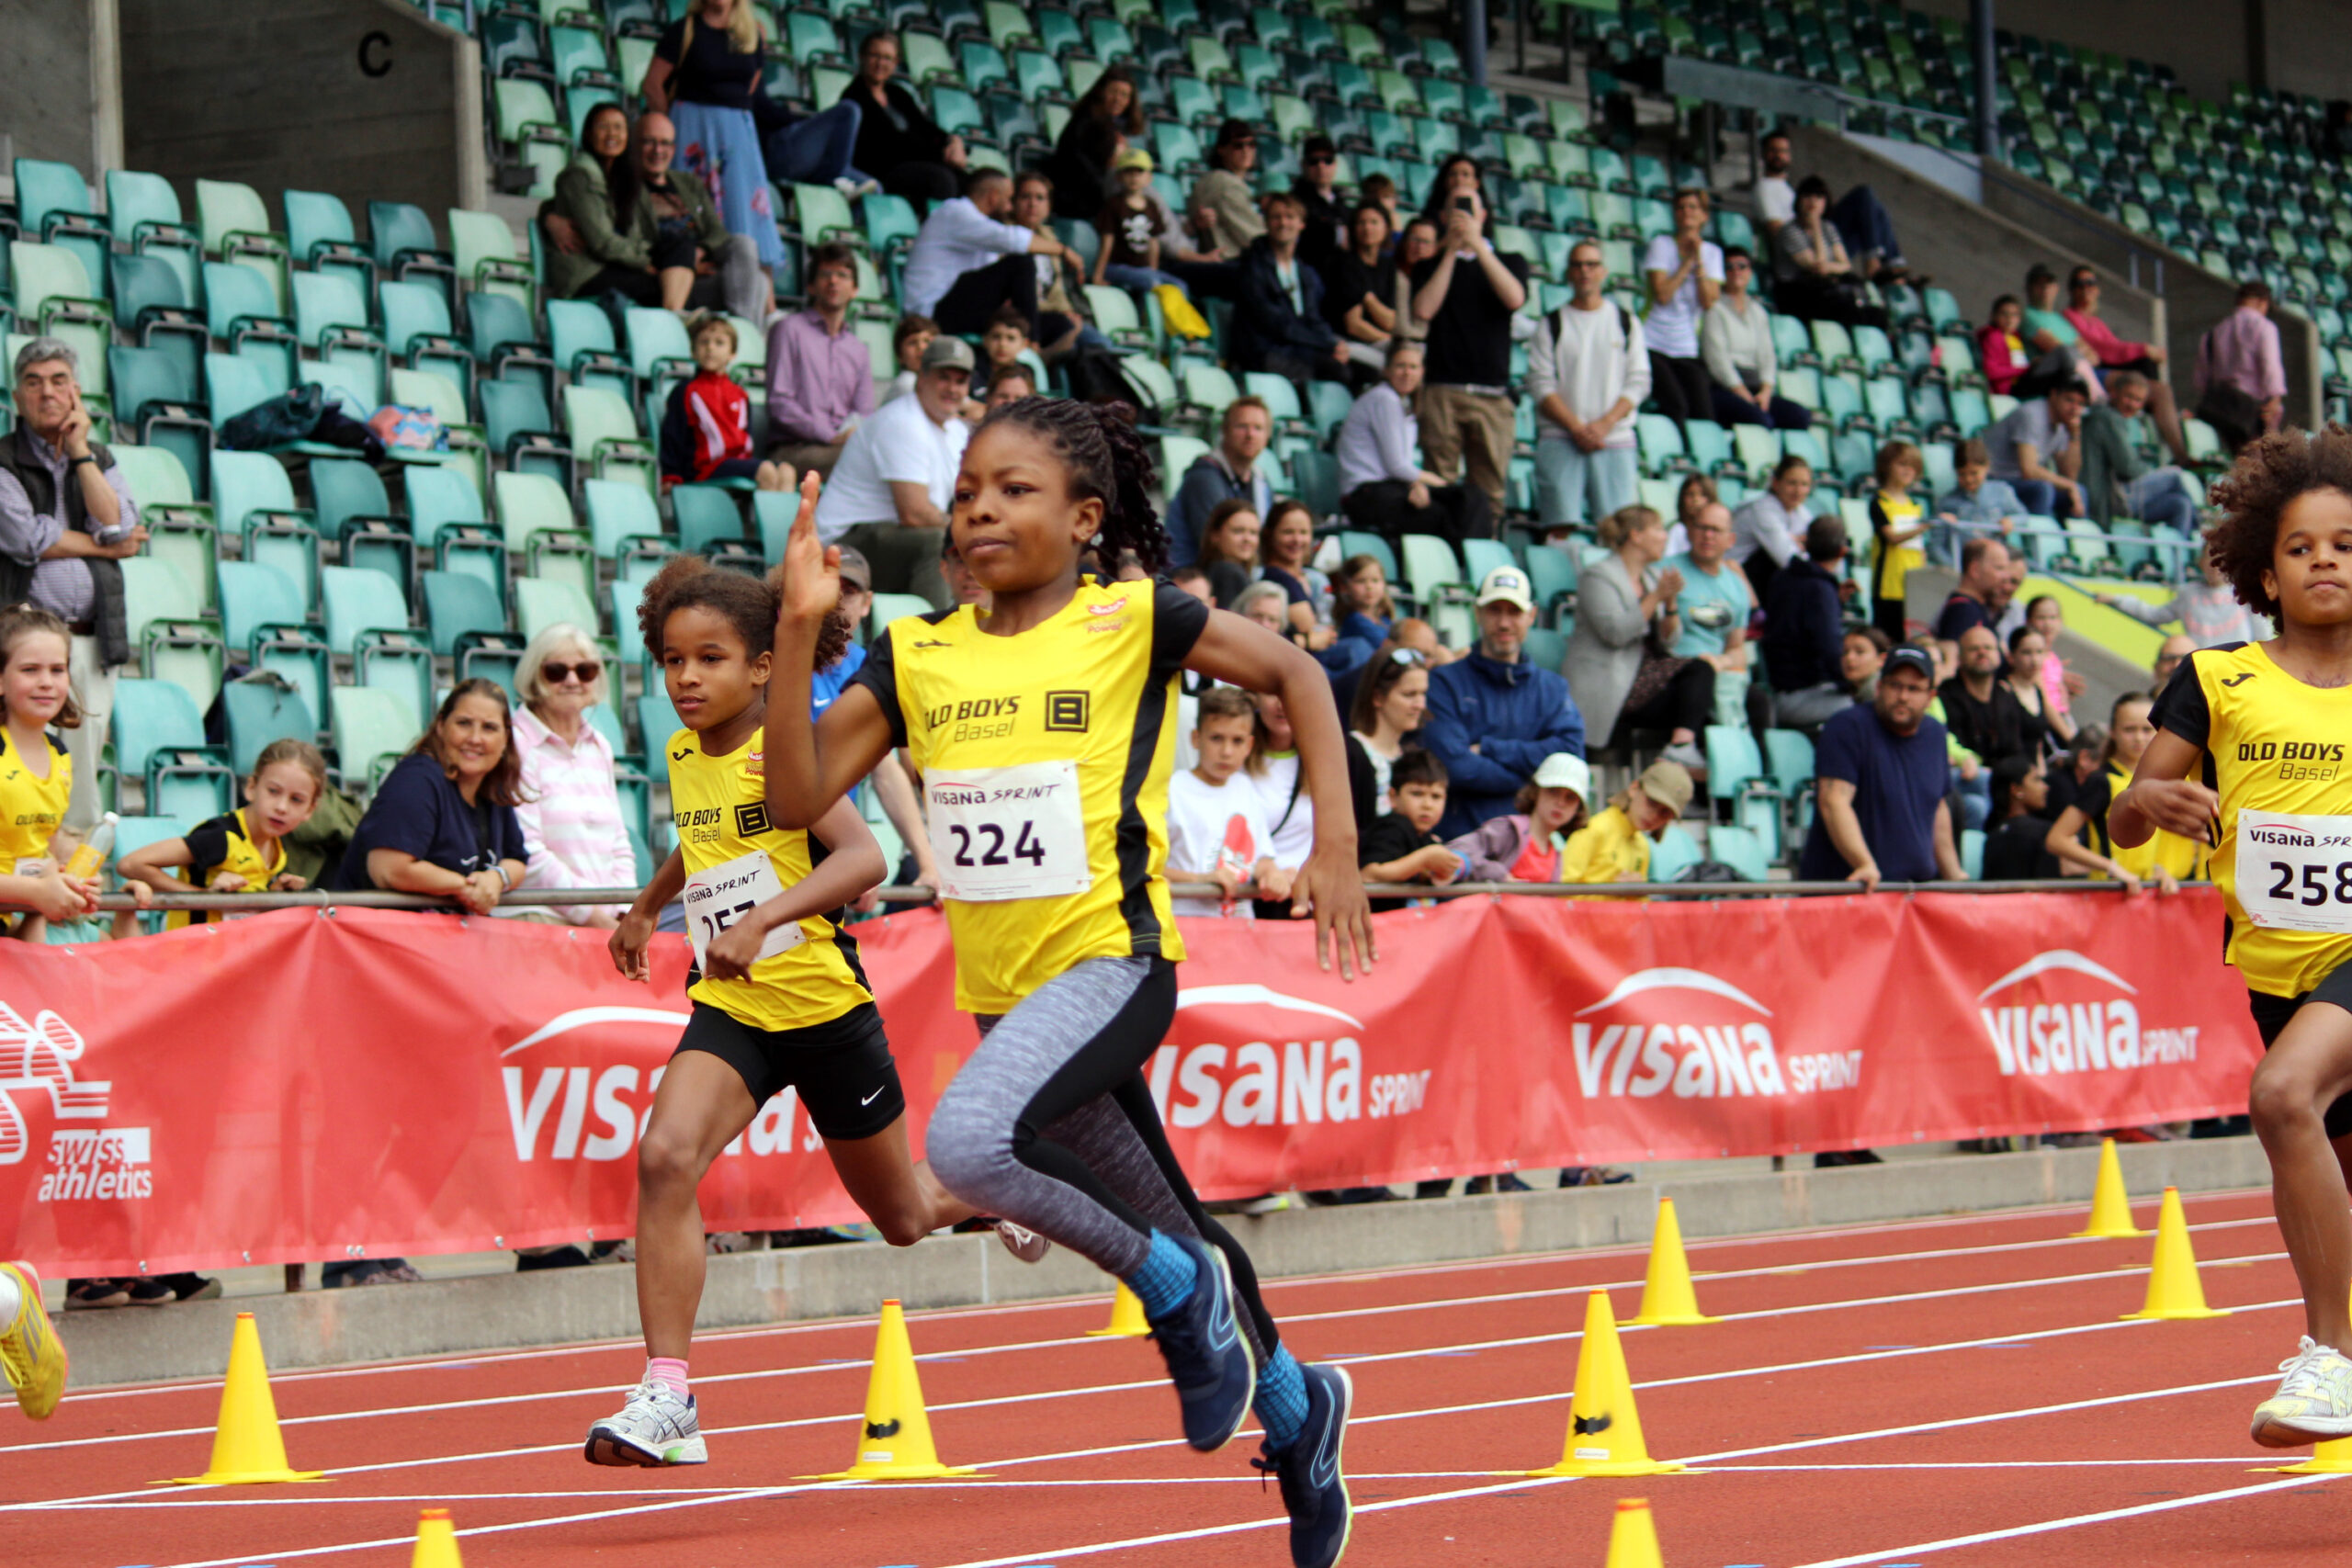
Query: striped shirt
510 705 634 923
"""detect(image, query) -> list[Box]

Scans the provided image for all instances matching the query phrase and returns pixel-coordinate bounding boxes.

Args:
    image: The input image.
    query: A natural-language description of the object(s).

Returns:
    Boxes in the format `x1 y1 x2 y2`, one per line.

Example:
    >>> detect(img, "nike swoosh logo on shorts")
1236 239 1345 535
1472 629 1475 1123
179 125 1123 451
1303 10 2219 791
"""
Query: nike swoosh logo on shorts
860 1085 886 1106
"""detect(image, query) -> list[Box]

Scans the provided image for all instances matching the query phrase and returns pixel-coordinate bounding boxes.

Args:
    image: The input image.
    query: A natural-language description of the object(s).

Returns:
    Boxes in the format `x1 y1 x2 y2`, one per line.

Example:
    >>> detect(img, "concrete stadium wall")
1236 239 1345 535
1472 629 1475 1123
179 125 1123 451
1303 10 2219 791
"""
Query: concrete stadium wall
118 0 486 229
2255 0 2352 105
0 0 121 177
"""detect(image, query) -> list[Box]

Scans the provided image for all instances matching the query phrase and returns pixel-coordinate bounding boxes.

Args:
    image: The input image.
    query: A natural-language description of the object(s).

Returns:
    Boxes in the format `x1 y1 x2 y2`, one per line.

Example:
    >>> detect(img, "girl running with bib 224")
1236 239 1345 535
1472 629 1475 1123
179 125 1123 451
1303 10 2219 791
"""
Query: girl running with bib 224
766 400 1376 1568
588 558 1043 1470
2114 427 2352 1448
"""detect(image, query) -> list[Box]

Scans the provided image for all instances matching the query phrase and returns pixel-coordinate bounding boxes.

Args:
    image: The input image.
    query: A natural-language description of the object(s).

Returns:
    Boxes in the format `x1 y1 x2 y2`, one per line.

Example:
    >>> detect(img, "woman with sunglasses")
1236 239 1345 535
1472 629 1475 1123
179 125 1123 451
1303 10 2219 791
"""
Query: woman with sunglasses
511 624 636 931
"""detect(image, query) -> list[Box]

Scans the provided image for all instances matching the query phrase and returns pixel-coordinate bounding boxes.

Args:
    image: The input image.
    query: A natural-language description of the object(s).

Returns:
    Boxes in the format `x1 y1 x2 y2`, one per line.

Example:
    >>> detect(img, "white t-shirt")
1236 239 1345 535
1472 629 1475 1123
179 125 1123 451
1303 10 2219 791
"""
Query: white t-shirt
1640 234 1724 359
1758 175 1794 226
1166 768 1272 919
811 392 970 544
1351 730 1396 816
1250 751 1314 869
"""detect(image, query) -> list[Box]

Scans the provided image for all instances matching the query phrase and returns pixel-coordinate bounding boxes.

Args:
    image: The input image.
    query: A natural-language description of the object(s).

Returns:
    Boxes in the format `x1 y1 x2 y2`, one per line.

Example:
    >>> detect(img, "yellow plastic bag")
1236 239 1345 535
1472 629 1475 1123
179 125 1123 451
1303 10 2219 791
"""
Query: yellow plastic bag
1154 283 1211 340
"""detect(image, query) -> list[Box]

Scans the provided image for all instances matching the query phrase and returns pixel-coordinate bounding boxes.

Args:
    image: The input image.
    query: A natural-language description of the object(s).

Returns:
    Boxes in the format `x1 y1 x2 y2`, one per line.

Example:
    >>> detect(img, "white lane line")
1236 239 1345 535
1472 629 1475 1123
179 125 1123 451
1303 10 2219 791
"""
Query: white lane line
1782 1474 2345 1567
19 1291 2301 1521
53 1190 2276 1404
13 1229 2291 1459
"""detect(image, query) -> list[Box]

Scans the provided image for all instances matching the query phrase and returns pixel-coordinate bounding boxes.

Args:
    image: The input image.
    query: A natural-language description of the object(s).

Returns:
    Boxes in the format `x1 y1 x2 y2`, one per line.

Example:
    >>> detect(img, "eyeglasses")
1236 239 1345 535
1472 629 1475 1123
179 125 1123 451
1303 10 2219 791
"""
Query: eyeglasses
1567 258 1604 269
542 660 603 684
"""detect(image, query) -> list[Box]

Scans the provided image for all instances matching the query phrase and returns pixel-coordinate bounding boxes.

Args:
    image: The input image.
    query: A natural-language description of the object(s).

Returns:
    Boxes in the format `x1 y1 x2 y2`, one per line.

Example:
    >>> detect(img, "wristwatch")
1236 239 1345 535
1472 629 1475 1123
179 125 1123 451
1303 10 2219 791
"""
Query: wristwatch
68 455 96 468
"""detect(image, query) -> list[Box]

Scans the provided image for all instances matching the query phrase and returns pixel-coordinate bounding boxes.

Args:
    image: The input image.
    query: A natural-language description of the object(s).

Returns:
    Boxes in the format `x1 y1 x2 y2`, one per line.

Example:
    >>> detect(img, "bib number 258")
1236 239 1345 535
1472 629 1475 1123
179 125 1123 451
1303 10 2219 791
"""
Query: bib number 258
2266 861 2352 908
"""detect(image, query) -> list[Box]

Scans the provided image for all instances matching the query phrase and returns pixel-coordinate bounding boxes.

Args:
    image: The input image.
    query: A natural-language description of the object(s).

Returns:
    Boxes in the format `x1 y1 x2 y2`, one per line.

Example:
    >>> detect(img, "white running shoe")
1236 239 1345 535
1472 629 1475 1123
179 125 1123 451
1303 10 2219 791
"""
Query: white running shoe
585 1378 708 1466
995 1220 1050 1264
2252 1337 2352 1447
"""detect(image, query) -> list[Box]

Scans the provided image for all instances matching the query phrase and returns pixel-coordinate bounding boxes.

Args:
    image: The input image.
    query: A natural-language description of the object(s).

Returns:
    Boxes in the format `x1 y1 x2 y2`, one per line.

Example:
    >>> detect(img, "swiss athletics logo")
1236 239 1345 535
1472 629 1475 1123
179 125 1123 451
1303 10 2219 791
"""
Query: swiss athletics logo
1148 984 1429 1129
0 1002 153 1201
1569 967 1852 1099
1975 951 2198 1077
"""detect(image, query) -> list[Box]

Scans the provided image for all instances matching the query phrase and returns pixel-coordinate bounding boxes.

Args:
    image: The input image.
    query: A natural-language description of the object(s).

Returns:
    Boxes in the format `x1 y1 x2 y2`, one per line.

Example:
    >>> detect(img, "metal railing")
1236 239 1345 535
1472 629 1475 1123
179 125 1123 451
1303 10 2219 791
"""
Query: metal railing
59 878 2159 917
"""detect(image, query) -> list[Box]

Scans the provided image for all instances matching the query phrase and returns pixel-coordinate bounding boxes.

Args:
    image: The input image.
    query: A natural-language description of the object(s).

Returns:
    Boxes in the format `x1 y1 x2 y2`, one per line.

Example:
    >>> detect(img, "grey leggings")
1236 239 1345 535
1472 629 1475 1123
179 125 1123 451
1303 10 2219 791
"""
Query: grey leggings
926 955 1281 1360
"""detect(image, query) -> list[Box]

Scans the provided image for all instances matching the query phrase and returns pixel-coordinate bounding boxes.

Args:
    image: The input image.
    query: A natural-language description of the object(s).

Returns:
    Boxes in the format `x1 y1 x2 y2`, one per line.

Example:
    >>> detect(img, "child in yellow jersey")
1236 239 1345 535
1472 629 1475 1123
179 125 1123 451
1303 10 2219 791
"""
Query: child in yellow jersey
119 739 326 928
0 605 82 941
1868 440 1929 644
2042 692 2199 891
1561 757 1692 886
768 398 1378 1568
587 556 1038 1471
2115 429 2352 1450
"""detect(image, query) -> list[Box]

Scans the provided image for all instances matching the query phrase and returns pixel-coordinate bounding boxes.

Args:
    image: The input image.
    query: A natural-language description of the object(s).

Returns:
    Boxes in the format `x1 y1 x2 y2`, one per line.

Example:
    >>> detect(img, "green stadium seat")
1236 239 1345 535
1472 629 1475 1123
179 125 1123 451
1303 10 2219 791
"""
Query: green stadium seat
220 673 318 774
321 565 413 657
515 576 600 643
421 570 508 657
582 478 666 559
331 686 423 789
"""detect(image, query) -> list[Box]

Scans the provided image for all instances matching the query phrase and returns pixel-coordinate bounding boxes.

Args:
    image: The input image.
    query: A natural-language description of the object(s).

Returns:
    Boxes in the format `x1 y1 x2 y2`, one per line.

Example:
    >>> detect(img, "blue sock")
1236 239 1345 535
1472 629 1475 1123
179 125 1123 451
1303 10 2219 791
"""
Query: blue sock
1125 1229 1199 1318
1255 1346 1309 1450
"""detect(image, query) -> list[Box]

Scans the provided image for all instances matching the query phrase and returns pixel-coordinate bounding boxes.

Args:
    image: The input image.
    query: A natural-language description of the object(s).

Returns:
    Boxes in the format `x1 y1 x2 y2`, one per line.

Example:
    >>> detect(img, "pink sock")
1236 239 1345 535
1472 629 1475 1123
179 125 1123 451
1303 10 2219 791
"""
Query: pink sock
647 1357 690 1398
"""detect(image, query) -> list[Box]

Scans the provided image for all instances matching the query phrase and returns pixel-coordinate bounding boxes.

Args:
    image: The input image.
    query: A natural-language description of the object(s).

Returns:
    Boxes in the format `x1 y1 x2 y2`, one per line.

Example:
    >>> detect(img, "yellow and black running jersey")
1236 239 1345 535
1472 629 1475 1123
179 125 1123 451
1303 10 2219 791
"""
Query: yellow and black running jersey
165 808 288 929
853 579 1211 1014
0 729 69 870
2149 641 2352 997
667 723 872 1032
2069 763 2204 884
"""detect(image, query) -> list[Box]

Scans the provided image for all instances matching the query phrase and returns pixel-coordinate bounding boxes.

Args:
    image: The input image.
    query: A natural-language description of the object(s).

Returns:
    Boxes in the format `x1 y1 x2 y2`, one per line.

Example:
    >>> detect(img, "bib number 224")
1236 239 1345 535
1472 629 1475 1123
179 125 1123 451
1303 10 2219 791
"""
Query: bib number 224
926 761 1093 901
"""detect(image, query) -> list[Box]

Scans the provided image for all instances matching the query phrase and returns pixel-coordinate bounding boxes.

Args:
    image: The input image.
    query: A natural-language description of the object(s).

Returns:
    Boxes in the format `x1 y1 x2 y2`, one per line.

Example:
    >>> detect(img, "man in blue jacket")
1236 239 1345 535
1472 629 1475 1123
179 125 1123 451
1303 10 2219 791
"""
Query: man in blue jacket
1233 192 1352 396
1420 566 1587 837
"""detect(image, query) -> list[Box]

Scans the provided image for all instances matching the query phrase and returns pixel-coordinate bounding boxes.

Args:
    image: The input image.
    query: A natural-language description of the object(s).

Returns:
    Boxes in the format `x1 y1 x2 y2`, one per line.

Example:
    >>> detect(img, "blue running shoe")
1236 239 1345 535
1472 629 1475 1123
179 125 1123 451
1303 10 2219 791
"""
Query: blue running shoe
1144 1234 1257 1451
1252 1363 1353 1568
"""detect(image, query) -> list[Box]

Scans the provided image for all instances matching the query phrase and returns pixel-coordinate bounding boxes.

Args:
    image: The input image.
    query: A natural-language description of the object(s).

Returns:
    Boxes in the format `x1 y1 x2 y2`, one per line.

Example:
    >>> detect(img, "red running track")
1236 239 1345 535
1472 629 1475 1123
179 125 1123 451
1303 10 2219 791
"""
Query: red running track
4 1188 2345 1567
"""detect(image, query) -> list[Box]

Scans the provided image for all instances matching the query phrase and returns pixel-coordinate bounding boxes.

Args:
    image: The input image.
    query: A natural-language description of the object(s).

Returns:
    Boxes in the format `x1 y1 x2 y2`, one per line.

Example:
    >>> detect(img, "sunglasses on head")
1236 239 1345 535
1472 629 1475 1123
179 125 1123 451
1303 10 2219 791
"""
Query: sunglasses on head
1389 647 1425 665
542 660 602 684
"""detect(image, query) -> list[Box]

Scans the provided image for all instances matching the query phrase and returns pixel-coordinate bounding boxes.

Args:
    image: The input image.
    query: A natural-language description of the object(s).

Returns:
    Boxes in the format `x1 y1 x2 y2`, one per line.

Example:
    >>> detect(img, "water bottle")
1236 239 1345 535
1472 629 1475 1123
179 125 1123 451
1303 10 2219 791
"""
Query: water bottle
62 812 117 881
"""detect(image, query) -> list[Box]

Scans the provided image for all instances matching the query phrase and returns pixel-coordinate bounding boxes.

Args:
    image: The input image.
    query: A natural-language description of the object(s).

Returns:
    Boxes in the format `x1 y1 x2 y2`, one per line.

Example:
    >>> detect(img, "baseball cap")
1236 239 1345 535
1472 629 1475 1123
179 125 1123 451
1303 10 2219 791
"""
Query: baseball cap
1884 643 1937 681
921 336 976 373
834 545 872 592
1636 758 1694 816
1475 566 1534 610
1113 147 1154 174
1532 752 1591 805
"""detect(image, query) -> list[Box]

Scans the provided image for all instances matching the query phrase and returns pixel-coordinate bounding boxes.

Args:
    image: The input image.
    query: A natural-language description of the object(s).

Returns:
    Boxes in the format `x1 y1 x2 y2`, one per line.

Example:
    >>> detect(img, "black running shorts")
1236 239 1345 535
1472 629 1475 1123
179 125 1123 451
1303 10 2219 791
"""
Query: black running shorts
674 1001 907 1142
2246 964 2352 1140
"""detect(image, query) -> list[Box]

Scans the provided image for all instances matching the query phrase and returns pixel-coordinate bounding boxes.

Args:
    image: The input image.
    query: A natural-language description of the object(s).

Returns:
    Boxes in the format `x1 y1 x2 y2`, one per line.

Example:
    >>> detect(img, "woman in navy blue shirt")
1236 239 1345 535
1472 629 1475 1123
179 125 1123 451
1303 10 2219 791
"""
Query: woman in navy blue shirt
337 680 528 908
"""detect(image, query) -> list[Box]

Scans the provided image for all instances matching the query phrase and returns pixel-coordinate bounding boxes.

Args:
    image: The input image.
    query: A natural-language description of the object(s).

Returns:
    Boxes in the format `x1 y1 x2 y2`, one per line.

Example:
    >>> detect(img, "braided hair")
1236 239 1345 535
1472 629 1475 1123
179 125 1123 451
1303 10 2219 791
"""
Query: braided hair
971 397 1170 577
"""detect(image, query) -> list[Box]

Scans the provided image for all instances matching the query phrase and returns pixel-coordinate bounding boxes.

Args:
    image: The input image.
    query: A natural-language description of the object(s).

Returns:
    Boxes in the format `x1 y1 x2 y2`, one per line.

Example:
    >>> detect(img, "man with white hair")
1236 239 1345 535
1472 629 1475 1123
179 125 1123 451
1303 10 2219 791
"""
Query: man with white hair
0 339 147 830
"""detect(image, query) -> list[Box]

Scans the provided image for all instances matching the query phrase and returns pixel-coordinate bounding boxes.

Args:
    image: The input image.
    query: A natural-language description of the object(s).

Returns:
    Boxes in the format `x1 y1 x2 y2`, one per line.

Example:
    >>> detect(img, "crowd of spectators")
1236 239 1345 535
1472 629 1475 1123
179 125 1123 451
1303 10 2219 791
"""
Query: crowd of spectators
42 61 2309 1281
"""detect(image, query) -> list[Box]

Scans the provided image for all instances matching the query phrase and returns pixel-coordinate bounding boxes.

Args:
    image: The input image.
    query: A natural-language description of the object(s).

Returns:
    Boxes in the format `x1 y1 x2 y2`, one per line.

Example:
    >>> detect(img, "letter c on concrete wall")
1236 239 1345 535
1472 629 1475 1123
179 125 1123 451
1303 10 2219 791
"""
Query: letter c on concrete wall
360 31 394 77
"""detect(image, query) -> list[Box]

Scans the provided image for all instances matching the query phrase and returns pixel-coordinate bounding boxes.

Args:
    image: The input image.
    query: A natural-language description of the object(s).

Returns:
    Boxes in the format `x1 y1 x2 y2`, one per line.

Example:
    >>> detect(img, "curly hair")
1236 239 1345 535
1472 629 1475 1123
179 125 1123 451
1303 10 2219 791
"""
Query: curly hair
2204 425 2352 620
971 396 1171 575
635 555 851 672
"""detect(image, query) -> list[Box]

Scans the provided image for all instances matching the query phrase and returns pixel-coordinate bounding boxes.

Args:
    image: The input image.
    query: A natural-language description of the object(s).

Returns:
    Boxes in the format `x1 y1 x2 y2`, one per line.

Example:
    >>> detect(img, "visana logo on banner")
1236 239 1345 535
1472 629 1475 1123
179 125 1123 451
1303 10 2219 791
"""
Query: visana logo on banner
1146 985 1424 1129
1568 968 1855 1099
1975 951 2199 1077
0 1002 152 1201
500 1008 824 1161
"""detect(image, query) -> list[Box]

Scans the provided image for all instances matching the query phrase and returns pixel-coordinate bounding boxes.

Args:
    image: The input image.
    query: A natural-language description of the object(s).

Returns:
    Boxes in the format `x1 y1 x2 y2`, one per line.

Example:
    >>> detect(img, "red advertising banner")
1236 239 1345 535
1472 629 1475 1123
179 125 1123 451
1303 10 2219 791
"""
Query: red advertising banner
0 894 2263 1276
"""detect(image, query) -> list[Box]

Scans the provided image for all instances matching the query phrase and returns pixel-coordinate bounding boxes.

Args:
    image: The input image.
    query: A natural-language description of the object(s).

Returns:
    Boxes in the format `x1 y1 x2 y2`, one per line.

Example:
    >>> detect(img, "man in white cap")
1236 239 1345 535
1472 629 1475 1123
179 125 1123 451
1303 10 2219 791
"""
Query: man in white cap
813 336 973 608
1419 565 1588 838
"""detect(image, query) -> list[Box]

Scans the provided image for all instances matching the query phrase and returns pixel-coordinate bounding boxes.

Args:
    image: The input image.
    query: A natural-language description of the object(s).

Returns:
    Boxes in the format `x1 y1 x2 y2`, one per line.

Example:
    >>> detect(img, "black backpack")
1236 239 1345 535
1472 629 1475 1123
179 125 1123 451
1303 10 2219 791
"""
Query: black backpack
1063 348 1160 424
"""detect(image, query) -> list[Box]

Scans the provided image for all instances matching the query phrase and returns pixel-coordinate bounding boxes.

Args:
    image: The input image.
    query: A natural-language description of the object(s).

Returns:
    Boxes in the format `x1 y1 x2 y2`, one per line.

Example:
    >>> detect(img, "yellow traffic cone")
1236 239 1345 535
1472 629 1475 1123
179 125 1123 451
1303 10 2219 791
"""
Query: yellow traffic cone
1523 1292 1687 1477
164 1312 326 1484
2073 1138 2148 1237
807 1299 983 1480
1602 1496 1667 1568
2121 1187 2230 1321
411 1506 464 1567
1625 1198 1718 1326
2267 1436 2352 1474
1086 1282 1151 1337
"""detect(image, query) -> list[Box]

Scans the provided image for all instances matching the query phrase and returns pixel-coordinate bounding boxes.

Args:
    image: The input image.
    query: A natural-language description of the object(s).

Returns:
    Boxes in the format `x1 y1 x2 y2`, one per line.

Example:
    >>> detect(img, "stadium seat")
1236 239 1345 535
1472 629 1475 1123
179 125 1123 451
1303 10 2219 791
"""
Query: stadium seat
216 559 308 657
515 577 600 644
582 478 667 559
220 674 319 774
422 570 508 657
321 565 414 657
1706 824 1770 882
331 685 423 788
